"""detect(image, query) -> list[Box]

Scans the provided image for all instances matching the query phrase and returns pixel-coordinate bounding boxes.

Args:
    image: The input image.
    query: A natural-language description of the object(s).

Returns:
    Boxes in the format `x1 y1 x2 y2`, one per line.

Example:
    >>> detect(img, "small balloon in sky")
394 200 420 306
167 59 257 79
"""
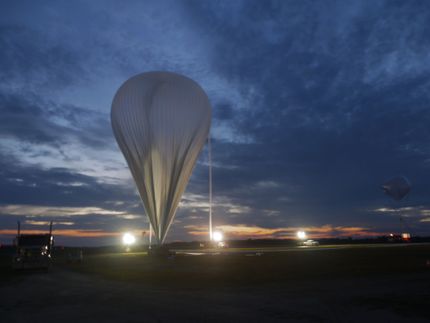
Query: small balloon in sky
111 71 211 245
381 176 411 201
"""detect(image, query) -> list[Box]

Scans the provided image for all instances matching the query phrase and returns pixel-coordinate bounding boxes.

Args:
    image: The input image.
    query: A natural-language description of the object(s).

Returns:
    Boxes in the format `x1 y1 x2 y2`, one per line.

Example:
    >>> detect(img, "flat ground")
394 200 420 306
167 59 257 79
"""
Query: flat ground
1 243 429 322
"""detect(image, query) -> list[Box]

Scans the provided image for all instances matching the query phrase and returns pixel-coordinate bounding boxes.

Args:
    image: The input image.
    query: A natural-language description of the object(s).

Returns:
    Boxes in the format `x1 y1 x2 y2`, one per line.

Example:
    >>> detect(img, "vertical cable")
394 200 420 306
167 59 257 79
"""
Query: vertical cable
208 133 213 241
149 222 152 248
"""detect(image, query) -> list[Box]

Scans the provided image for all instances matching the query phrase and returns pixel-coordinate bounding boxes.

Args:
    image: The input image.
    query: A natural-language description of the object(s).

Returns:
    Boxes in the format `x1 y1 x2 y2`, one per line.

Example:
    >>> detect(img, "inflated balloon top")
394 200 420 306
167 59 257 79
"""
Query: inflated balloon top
111 72 211 244
381 176 411 201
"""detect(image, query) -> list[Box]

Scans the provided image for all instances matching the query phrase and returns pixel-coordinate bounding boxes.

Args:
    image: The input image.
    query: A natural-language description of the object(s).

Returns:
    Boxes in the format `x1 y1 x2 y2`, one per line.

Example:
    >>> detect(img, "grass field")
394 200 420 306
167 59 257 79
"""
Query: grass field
61 243 430 288
1 243 429 322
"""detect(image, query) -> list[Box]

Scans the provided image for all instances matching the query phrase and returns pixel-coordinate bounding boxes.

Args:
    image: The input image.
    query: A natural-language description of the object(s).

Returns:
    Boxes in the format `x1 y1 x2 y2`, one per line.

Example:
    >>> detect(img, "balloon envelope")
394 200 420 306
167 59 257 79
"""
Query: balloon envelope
382 176 411 201
111 72 211 244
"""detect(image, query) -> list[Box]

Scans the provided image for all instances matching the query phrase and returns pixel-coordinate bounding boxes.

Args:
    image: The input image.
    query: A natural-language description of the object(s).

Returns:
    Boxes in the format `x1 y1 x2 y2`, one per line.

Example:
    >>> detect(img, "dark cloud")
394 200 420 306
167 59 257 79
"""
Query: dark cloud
0 90 115 149
0 156 134 207
213 102 234 120
0 24 87 91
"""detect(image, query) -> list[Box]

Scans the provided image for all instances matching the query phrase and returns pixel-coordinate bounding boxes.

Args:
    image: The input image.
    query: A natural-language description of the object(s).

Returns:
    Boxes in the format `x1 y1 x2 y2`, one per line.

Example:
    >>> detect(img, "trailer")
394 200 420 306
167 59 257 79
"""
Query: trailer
12 221 54 270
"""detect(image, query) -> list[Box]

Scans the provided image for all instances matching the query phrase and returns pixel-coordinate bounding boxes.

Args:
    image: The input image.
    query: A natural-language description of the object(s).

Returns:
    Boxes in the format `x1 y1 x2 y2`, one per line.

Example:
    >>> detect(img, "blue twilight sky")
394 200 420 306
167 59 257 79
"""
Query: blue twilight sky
1 0 430 246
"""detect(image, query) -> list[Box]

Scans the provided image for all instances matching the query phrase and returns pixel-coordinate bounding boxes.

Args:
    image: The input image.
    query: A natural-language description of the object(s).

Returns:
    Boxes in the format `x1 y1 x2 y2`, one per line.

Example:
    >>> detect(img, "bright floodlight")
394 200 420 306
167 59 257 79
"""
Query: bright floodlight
213 231 223 242
122 232 136 246
297 231 306 240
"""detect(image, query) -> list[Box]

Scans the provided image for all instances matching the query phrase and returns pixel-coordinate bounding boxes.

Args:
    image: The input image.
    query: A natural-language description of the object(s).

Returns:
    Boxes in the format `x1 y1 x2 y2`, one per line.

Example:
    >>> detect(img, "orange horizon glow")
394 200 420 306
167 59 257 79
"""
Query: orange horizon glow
0 224 389 241
185 224 387 239
0 229 120 238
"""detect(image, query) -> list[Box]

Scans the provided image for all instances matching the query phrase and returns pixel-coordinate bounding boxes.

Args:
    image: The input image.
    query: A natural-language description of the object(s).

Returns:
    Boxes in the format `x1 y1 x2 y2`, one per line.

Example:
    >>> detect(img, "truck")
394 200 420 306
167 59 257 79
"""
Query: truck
302 239 319 246
12 221 54 270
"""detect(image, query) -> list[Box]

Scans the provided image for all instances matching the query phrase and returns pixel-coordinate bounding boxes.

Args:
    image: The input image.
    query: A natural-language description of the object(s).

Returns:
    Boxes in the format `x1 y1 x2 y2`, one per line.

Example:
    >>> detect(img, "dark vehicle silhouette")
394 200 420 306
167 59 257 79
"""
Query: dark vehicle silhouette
12 221 54 270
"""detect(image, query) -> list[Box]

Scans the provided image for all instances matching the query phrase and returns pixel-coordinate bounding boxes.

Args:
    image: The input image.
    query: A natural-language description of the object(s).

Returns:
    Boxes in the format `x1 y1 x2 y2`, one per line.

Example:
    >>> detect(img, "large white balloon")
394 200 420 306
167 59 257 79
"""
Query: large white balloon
111 72 211 244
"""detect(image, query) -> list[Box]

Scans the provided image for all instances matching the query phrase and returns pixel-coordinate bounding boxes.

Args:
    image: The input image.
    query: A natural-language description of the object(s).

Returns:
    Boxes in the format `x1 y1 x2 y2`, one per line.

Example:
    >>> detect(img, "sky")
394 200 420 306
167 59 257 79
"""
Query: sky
1 0 430 246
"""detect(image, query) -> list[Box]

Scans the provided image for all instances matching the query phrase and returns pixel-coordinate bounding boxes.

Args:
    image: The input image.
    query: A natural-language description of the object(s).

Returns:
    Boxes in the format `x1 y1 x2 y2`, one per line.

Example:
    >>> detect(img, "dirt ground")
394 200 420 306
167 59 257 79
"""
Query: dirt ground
1 244 429 322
